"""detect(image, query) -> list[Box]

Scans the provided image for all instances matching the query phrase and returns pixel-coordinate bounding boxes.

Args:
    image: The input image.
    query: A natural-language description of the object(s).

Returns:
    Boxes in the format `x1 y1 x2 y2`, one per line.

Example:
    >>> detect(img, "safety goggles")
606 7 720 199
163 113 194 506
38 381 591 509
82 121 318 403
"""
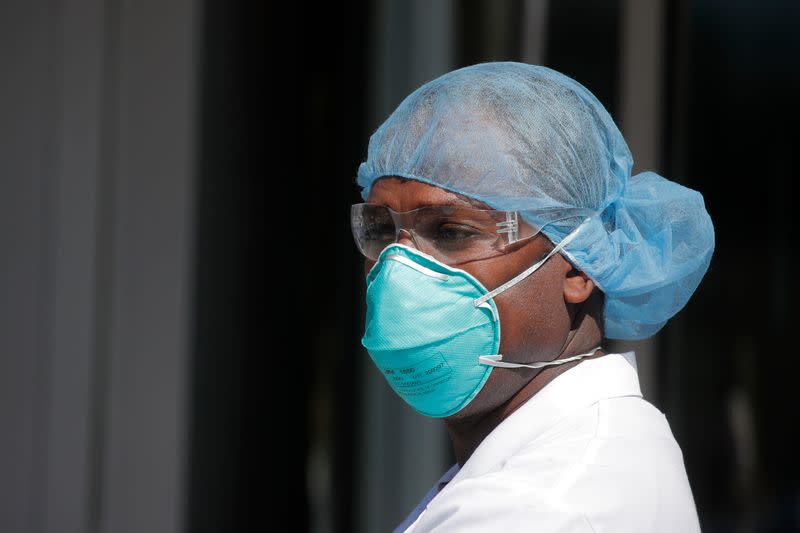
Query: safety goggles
350 202 592 265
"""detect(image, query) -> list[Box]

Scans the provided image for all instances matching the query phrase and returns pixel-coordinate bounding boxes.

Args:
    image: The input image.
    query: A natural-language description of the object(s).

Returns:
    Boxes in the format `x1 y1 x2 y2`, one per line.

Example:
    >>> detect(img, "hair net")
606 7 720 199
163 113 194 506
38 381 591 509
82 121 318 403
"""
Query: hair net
355 61 714 340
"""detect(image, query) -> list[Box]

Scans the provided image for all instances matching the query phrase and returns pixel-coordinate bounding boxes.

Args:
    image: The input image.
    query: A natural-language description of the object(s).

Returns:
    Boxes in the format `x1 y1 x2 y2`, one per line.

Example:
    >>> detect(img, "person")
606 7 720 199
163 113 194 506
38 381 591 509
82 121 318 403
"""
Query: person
350 61 714 532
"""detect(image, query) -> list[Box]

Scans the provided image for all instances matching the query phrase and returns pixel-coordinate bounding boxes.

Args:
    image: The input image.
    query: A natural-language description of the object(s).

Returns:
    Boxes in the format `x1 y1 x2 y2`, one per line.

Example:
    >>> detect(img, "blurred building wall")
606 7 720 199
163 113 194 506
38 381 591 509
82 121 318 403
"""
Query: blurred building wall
0 1 198 532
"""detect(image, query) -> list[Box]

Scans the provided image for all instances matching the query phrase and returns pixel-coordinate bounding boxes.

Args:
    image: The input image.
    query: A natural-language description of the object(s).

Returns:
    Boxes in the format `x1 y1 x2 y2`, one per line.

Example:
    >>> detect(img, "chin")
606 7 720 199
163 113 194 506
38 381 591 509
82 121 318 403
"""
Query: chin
443 397 490 423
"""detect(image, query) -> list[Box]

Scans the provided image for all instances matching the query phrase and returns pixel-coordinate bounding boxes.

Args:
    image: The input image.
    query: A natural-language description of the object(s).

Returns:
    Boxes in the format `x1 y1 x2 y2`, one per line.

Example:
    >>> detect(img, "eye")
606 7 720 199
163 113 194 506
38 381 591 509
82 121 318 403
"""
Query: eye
364 222 394 240
435 223 479 241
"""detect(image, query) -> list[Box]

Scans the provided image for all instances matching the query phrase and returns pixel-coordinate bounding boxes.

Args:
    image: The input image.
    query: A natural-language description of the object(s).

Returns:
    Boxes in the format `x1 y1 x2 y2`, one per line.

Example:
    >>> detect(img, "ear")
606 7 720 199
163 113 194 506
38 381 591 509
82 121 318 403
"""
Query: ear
563 266 596 304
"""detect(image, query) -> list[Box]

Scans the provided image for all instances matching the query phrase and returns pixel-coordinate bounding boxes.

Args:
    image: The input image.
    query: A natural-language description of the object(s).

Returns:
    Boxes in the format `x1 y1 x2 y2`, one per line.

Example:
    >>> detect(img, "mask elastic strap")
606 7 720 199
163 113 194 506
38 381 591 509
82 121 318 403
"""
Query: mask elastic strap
473 217 591 308
478 345 603 369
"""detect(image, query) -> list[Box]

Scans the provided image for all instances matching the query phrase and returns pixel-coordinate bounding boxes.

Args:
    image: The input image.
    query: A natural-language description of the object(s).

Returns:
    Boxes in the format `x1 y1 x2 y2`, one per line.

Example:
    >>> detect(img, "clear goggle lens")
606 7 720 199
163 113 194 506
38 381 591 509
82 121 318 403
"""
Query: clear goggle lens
350 202 586 265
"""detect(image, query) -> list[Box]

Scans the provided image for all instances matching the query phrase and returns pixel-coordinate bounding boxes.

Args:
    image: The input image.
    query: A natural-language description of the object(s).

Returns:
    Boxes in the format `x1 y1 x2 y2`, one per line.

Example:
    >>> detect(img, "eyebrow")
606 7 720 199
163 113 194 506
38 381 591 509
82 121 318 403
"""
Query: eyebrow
460 196 492 209
376 196 491 211
369 176 492 209
420 193 491 209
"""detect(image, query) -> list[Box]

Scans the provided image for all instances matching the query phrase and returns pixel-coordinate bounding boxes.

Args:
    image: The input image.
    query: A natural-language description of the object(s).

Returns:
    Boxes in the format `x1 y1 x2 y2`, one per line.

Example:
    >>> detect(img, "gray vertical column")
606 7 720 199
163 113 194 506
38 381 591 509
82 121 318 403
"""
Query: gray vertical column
520 0 550 64
0 2 58 532
99 1 198 532
357 2 455 532
608 0 666 402
0 0 199 532
41 1 106 532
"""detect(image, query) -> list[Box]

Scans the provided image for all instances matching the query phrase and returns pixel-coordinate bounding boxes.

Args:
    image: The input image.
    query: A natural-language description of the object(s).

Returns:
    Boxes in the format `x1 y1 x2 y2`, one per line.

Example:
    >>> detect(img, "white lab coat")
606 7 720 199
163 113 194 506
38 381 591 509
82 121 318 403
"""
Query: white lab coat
394 351 701 532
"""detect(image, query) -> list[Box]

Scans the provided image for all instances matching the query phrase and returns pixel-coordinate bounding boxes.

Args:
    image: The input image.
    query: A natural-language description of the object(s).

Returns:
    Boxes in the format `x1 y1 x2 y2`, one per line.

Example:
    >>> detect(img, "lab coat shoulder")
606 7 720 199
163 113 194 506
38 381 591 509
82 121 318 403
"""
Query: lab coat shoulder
405 354 700 532
538 396 700 533
410 471 596 533
412 395 700 532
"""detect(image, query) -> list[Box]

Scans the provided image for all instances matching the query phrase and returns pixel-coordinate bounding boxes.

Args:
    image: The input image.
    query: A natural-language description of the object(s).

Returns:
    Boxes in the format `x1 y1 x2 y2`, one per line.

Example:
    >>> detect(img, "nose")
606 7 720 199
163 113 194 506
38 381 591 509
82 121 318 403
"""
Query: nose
364 229 417 278
395 228 418 248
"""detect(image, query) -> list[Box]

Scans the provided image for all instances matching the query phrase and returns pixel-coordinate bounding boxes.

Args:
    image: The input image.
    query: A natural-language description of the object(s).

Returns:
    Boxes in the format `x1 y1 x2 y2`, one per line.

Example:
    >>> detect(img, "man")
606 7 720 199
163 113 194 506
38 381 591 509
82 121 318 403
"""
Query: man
351 62 714 532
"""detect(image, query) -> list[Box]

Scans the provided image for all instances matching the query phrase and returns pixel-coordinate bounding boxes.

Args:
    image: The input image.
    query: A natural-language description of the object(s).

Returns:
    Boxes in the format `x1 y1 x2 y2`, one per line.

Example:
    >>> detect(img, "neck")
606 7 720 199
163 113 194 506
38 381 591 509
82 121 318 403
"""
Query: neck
445 292 605 467
445 358 597 466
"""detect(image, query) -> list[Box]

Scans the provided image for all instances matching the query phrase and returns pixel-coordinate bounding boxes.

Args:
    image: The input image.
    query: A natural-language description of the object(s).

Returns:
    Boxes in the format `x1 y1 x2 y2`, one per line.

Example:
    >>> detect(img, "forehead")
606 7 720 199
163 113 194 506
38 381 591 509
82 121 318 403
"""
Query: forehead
368 176 490 209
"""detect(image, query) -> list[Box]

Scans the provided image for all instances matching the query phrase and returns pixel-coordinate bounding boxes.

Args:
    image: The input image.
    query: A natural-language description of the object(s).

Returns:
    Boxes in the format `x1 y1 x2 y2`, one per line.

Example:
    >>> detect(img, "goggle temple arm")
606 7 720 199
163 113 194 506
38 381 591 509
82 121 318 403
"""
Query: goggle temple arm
495 211 520 244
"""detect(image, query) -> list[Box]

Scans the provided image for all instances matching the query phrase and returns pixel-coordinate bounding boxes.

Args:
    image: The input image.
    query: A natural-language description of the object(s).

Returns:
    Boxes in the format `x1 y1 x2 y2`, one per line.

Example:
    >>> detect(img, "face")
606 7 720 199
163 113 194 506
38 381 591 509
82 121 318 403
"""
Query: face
363 176 597 421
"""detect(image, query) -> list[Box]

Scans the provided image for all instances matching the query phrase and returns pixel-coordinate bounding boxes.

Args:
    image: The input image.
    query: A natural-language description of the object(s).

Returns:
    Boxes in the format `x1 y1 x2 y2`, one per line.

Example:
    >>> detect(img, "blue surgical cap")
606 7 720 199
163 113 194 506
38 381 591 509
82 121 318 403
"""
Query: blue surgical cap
355 61 714 340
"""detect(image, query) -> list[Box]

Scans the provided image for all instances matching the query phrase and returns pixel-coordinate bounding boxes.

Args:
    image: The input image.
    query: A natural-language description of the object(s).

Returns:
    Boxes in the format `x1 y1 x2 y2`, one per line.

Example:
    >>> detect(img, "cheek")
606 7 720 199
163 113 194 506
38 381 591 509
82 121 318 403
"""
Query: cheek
444 259 571 420
493 264 572 361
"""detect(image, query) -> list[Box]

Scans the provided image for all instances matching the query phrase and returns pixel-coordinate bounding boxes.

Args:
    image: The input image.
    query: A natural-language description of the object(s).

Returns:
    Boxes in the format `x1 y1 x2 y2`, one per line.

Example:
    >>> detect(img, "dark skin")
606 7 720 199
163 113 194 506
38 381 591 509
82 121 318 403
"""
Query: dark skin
363 176 607 467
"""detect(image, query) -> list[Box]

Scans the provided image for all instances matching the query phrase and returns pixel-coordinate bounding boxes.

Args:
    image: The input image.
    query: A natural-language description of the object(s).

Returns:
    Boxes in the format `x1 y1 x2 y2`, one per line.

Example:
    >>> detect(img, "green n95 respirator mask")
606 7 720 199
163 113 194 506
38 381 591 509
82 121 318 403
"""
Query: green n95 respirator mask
360 218 599 418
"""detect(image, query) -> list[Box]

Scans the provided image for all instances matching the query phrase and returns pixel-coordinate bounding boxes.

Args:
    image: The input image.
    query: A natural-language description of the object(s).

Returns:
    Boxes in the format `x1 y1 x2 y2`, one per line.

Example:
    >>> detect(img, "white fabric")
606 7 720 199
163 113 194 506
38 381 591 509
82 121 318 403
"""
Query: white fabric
395 351 701 532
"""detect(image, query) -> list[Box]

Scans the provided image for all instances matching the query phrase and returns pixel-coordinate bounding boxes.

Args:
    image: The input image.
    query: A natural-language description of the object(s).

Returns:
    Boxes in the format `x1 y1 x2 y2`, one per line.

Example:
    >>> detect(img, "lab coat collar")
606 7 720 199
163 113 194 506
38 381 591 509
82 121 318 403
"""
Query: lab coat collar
448 351 642 484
